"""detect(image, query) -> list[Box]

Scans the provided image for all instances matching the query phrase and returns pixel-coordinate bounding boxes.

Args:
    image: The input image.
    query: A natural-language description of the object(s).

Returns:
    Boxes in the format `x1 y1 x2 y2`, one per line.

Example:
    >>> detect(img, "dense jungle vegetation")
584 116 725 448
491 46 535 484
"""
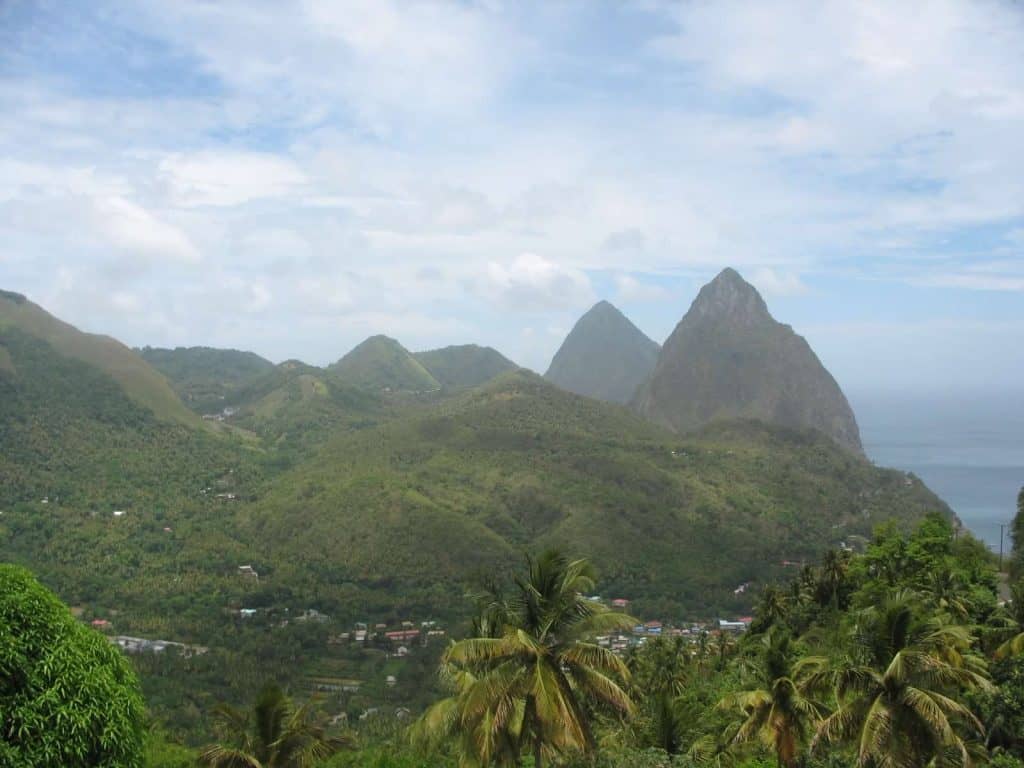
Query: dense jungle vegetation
7 509 1024 767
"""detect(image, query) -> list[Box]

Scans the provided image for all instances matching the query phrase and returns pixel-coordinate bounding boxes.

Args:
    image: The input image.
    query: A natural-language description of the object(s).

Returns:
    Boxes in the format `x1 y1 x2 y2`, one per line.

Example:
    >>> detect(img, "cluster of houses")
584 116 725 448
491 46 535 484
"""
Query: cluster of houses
201 406 238 422
329 620 447 653
232 608 448 657
584 596 753 656
109 635 209 657
594 616 752 655
89 618 208 657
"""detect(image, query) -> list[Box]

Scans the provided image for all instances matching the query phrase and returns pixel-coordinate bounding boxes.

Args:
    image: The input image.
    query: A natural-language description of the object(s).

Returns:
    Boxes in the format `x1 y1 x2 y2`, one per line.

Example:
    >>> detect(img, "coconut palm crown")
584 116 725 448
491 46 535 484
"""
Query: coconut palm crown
414 550 636 767
199 682 348 768
813 591 992 767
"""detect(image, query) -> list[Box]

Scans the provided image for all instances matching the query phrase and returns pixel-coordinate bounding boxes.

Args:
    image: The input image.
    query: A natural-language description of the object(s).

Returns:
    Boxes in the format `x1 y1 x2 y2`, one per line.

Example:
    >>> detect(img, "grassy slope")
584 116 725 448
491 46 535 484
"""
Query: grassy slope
247 371 950 616
330 335 440 392
0 290 195 425
414 344 518 389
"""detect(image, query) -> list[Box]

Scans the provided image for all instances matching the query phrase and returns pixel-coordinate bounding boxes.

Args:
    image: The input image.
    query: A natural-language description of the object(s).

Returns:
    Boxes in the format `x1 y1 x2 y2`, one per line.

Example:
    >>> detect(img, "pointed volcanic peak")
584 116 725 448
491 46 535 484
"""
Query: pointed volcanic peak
0 289 195 425
545 300 660 404
414 344 519 389
329 334 440 392
633 268 863 453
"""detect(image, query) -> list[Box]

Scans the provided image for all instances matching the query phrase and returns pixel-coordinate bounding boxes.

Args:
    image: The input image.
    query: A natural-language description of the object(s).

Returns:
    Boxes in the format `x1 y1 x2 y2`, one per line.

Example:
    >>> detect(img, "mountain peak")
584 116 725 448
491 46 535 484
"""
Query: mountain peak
578 300 625 322
0 289 28 305
633 269 863 453
330 334 439 392
413 344 518 389
545 301 660 404
689 268 770 324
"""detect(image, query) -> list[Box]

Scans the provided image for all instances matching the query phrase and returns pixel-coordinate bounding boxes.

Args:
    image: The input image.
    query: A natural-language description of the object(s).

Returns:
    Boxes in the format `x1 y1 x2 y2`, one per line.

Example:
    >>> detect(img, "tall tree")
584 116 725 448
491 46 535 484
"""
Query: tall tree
813 592 991 767
815 549 852 610
417 550 635 767
751 585 789 634
994 580 1024 660
0 564 145 767
1010 486 1024 579
717 630 828 768
199 682 347 768
627 637 693 755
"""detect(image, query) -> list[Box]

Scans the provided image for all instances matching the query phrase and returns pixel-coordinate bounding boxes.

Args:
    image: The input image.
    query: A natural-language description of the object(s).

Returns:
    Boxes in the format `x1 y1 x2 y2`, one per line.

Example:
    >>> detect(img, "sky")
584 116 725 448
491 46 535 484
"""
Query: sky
1 0 1023 396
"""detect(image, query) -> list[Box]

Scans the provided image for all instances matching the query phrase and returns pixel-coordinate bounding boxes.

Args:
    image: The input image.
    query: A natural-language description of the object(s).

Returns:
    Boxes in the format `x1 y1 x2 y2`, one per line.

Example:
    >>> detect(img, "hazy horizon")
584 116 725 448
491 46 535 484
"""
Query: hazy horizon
2 1 1024 395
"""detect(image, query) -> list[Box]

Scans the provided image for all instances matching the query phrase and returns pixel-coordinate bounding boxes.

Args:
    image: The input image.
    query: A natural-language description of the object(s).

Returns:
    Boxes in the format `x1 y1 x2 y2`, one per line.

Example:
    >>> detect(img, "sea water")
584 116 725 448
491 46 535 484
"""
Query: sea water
852 392 1024 553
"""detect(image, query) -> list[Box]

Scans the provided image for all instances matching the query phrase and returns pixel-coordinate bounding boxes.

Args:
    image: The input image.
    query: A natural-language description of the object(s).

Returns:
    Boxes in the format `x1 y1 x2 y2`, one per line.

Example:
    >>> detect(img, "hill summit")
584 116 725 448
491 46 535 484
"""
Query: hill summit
633 268 863 453
414 344 518 389
0 289 195 425
545 300 660 404
330 334 440 392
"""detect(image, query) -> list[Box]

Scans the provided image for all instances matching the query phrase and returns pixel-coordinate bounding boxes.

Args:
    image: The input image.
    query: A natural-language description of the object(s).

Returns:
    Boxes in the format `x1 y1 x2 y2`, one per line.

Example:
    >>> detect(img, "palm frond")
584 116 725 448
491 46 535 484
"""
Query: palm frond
197 744 263 768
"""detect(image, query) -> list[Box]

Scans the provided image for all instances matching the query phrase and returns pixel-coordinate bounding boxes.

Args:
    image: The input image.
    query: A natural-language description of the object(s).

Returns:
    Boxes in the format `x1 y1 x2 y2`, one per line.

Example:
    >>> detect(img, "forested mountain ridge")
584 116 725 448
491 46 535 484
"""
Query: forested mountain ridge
0 289 962 749
244 370 950 618
138 345 275 413
414 343 519 389
330 334 441 392
0 289 196 425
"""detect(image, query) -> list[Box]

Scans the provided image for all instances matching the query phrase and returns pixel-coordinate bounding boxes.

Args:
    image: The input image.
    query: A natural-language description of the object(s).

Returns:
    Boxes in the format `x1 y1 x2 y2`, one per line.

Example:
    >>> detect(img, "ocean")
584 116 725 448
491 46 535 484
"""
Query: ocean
852 392 1024 553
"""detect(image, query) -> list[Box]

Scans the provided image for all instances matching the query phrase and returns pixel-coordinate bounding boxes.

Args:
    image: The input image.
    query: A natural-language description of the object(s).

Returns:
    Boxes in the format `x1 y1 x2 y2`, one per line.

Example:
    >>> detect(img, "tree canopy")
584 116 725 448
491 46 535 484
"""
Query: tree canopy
0 564 145 767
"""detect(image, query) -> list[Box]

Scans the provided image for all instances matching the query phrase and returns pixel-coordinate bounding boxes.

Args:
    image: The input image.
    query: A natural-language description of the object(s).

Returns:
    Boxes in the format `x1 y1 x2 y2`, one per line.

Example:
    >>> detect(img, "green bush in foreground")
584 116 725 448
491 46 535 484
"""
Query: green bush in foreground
0 563 145 767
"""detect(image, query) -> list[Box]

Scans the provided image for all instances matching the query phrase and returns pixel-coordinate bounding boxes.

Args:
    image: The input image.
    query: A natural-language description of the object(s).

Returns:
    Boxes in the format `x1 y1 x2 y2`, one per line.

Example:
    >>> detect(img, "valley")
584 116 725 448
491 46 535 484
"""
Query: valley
0 274 961 746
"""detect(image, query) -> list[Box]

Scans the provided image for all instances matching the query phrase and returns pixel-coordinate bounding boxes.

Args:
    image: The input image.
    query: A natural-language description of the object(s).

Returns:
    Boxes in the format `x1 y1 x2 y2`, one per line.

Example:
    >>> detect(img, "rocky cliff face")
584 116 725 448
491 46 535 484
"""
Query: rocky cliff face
545 301 661 404
633 268 863 453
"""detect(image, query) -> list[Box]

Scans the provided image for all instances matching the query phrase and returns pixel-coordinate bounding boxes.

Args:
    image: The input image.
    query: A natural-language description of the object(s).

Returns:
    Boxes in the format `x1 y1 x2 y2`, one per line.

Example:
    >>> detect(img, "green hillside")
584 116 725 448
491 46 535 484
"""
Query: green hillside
0 290 195 425
330 335 440 392
0 296 962 746
414 344 518 388
246 371 950 617
229 361 386 452
0 325 262 590
138 345 275 413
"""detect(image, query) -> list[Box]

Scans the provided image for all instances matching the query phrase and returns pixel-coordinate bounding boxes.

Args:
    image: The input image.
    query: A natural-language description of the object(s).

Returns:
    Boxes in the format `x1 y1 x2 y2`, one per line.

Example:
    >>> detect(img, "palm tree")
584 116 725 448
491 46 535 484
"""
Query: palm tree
199 682 348 768
812 592 991 767
412 662 523 767
716 629 828 768
627 636 693 755
815 549 851 610
924 566 973 622
714 630 738 671
993 580 1024 659
417 550 635 767
695 629 712 679
751 584 789 634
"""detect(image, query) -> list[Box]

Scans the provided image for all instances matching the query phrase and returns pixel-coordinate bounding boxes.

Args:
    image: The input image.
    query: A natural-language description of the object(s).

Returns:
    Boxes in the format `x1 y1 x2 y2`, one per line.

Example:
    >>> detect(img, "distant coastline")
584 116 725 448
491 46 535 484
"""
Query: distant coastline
854 391 1024 552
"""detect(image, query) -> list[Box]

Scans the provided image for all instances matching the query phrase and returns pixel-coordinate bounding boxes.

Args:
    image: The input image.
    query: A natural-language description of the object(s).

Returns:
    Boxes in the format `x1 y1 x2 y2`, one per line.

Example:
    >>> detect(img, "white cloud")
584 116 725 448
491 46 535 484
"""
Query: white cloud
919 273 1024 292
3 1 1024 391
484 253 593 312
110 291 142 313
615 274 670 303
749 268 810 298
159 152 307 207
93 196 201 265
